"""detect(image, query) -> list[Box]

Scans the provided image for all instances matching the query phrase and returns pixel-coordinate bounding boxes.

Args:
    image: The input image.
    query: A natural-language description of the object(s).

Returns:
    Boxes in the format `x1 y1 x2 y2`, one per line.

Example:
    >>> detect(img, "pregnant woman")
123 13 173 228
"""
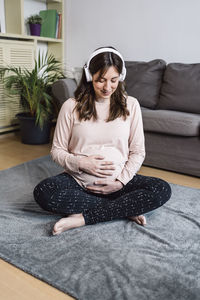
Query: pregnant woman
33 47 171 235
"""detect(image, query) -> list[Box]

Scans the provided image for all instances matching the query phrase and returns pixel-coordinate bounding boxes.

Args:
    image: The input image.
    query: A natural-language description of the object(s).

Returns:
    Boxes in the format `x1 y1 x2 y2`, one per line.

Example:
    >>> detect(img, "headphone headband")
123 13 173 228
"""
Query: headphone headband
84 48 126 82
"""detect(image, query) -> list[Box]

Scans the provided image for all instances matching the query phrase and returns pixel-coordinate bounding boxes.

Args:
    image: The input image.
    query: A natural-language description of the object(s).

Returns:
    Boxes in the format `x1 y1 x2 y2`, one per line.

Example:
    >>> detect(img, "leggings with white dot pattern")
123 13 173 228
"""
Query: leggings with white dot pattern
33 173 172 225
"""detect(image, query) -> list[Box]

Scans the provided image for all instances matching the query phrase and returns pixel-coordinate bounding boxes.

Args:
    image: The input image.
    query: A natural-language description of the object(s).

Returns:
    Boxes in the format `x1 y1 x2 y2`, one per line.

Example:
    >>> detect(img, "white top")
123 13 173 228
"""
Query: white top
51 96 145 188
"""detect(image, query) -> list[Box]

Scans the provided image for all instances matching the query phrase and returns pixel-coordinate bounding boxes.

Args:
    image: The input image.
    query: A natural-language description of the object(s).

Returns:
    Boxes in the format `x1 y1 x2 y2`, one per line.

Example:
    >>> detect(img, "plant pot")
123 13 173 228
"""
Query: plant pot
16 113 52 145
29 23 41 36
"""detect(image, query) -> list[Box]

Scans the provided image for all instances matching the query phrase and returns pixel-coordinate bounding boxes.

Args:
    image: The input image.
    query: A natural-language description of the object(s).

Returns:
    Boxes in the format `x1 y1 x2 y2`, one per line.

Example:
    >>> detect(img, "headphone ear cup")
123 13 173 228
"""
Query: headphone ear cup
119 67 126 82
84 66 92 82
119 74 123 82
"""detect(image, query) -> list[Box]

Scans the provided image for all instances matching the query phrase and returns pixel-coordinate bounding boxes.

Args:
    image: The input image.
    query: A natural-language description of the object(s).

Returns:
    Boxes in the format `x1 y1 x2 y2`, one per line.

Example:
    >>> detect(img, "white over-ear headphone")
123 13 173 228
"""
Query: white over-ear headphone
84 47 126 82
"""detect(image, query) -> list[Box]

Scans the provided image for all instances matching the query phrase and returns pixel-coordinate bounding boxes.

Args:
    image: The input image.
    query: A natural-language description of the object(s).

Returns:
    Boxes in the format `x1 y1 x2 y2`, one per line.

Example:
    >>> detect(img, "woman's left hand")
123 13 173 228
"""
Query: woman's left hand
86 179 123 194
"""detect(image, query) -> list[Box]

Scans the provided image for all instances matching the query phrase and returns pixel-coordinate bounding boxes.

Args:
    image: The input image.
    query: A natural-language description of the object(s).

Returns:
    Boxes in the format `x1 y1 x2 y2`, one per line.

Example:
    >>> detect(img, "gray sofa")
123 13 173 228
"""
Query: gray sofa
52 60 200 177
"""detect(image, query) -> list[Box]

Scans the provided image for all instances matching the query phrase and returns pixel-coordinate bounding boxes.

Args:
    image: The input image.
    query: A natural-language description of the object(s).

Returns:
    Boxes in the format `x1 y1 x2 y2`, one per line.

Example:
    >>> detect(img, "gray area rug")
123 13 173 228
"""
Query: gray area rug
0 155 200 300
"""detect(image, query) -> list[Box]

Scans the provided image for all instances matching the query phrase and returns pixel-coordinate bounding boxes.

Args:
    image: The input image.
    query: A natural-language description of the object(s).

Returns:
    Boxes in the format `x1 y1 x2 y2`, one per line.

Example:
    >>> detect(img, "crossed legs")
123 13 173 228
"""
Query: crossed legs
33 173 171 235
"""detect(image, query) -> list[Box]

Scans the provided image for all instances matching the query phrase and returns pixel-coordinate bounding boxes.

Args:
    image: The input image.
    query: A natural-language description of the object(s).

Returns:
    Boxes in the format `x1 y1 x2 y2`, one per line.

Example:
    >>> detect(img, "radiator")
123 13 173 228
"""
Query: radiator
0 39 34 133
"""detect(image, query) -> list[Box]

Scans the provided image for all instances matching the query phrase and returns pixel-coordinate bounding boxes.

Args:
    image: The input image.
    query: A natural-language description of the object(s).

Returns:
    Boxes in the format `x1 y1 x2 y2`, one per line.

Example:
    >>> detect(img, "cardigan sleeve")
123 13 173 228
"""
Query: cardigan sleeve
116 99 146 185
50 98 82 174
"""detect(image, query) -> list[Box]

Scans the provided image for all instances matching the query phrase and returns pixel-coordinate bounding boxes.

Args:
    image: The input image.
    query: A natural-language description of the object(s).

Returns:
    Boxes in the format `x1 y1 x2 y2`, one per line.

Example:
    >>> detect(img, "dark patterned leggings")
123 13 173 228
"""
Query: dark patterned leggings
33 173 172 225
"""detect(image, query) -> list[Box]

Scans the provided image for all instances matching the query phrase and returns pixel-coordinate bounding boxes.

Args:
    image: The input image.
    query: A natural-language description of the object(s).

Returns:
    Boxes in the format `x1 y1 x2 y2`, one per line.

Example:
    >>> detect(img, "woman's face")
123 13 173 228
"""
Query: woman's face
92 66 120 100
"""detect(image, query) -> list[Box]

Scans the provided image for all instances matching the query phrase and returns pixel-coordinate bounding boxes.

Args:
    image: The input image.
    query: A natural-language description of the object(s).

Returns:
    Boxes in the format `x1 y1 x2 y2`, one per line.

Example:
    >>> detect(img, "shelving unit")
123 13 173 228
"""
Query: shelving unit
0 0 64 134
0 0 64 62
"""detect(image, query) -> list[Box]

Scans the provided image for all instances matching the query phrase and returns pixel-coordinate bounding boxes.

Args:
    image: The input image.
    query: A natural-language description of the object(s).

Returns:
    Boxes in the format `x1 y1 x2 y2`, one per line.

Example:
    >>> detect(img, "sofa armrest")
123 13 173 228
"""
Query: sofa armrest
52 78 77 108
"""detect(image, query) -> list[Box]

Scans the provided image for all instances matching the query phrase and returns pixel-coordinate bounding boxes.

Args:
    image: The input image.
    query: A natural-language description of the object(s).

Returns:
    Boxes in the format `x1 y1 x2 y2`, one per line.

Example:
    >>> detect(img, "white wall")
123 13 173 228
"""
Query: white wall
65 0 200 68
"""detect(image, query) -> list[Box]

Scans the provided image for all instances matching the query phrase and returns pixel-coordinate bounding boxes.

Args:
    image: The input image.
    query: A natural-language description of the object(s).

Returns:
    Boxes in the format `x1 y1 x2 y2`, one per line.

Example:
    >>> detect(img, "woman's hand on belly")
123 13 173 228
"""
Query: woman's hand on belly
86 179 123 194
79 155 115 178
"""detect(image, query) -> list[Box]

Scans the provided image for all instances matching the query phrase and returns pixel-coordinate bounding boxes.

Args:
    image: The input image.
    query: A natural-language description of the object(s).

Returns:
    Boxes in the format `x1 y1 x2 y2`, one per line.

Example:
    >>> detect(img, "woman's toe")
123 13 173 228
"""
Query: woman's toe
129 215 146 226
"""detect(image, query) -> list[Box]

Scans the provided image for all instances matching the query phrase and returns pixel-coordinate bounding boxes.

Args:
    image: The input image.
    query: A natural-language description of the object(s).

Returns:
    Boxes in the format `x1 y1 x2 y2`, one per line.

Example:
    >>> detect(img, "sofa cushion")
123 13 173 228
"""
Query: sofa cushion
141 108 200 137
158 63 200 114
125 59 166 109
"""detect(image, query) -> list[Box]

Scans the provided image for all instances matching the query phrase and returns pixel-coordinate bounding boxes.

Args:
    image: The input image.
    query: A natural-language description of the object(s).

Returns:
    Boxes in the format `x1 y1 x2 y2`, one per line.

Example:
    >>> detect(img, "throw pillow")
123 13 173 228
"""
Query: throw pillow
125 59 166 109
158 63 200 114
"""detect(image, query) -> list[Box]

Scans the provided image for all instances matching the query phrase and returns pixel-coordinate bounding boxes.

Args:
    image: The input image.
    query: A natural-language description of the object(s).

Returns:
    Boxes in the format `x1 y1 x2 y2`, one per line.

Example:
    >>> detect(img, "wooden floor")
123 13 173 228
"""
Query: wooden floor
0 133 199 300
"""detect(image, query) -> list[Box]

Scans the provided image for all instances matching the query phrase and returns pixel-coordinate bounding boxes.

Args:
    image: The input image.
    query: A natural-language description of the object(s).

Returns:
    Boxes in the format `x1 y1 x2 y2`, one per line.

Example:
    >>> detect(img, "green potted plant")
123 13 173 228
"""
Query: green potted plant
0 52 65 144
27 14 43 36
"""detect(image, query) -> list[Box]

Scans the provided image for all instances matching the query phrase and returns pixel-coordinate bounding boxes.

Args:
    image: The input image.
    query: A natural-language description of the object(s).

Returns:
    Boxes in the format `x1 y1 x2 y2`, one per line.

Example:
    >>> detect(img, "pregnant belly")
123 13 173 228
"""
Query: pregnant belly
76 146 126 188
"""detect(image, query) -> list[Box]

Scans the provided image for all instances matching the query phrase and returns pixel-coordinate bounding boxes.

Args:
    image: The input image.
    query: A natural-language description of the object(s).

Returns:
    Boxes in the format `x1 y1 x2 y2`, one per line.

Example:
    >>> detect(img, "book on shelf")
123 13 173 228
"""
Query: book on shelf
39 9 58 38
57 13 62 39
0 0 6 33
55 12 59 38
39 9 62 39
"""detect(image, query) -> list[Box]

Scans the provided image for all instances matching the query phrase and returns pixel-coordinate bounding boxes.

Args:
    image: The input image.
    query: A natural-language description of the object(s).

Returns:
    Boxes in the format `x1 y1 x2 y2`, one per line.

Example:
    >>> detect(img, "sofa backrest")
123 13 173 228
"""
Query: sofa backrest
158 63 200 114
52 78 77 108
53 61 200 115
125 60 166 109
125 60 200 114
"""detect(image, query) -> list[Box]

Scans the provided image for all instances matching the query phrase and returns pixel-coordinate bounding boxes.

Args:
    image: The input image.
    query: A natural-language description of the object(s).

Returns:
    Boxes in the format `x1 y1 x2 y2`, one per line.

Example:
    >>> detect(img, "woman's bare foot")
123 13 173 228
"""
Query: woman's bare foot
52 213 85 235
129 215 146 226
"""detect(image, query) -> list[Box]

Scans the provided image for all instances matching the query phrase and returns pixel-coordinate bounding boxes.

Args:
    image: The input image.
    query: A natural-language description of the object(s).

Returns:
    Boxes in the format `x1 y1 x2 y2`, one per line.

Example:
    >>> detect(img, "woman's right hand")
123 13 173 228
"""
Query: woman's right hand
79 155 115 178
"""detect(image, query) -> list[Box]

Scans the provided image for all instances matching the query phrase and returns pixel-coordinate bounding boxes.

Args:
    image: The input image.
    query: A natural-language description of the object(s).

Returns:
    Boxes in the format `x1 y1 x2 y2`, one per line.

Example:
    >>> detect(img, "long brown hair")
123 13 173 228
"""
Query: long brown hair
74 47 129 122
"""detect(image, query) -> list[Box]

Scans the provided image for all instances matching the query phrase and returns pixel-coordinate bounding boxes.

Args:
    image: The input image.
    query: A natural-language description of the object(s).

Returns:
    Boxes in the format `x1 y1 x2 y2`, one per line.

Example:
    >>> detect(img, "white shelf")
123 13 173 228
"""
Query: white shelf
0 33 63 43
